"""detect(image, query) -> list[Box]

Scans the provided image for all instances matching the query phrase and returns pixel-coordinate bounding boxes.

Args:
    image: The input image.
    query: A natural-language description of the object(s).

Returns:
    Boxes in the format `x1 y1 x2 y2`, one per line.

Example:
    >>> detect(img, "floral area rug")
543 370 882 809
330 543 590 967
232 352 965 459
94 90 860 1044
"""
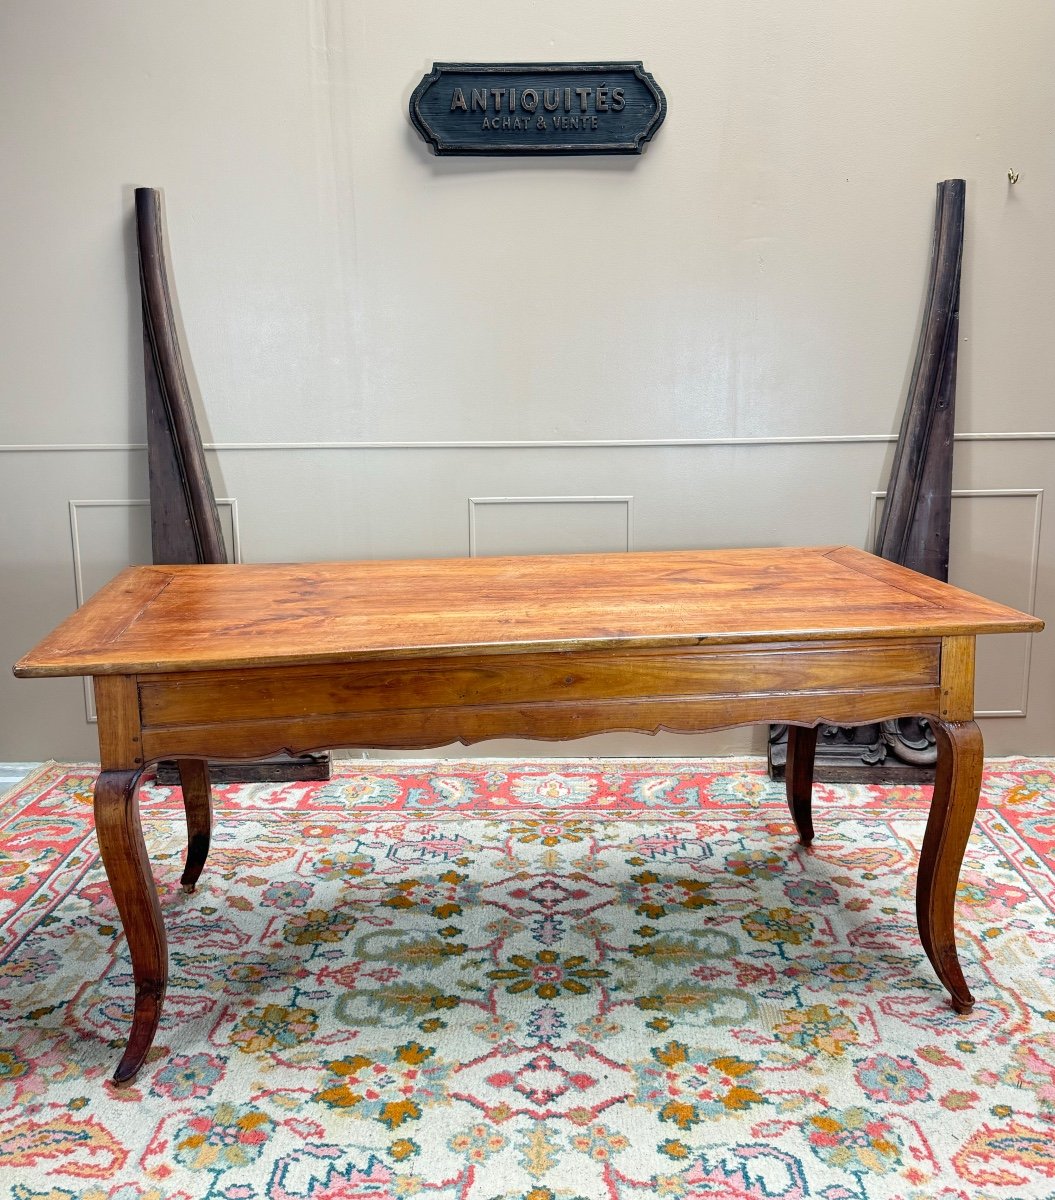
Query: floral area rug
3 758 1055 1200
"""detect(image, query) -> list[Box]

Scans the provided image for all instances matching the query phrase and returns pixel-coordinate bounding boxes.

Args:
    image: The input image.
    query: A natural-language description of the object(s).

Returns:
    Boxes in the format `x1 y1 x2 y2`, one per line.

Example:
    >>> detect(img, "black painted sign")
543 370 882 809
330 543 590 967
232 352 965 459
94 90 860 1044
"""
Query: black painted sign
410 62 666 156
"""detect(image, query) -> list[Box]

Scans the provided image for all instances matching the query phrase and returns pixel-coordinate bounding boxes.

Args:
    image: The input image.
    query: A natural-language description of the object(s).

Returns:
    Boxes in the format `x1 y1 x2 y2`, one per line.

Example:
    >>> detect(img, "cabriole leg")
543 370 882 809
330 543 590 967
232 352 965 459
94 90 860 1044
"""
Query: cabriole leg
917 719 983 1013
785 724 818 846
94 767 167 1085
176 759 213 893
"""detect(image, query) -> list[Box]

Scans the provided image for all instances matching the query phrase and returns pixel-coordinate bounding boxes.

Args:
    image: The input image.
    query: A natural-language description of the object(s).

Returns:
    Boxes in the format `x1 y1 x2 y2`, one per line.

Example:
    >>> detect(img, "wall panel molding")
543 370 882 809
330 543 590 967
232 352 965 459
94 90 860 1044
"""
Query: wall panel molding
5 432 1055 454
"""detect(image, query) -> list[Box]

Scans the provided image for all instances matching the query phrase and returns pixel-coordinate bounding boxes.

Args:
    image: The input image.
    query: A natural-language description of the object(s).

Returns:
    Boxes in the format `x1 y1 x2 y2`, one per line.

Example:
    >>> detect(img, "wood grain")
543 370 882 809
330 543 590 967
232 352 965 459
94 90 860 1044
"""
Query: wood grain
137 685 944 763
17 545 1042 1084
136 640 940 728
93 768 166 1085
14 547 1042 678
939 635 977 721
873 179 964 580
93 675 143 771
785 725 818 846
917 719 984 1012
175 759 212 894
136 188 227 566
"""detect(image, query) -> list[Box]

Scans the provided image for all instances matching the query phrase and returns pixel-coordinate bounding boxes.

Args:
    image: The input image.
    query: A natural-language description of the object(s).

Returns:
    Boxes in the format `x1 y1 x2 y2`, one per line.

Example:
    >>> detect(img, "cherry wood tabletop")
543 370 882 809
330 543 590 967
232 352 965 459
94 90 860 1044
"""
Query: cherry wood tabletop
14 545 1042 678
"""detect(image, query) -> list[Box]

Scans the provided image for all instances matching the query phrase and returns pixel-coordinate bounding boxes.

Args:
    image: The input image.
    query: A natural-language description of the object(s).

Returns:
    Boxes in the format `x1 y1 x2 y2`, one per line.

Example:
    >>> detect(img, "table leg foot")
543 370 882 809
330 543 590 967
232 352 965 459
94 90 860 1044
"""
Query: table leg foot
177 759 212 893
94 768 167 1086
917 718 983 1013
785 725 818 846
113 981 165 1085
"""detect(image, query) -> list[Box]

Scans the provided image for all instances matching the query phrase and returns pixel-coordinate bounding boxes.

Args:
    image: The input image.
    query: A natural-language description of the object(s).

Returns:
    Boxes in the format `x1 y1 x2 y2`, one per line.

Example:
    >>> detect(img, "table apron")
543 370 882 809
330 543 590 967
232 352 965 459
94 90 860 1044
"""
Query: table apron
132 638 942 762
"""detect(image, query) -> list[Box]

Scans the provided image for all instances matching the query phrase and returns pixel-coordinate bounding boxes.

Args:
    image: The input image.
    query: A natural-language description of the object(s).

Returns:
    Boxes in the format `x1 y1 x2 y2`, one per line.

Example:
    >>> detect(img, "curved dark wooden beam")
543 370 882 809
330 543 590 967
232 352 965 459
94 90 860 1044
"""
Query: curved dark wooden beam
135 187 227 567
874 178 965 578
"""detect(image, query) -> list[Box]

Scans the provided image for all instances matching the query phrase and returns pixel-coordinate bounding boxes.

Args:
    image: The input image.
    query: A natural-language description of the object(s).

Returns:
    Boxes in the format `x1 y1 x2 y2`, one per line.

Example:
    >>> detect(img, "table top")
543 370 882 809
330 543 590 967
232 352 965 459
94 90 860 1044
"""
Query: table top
13 545 1043 678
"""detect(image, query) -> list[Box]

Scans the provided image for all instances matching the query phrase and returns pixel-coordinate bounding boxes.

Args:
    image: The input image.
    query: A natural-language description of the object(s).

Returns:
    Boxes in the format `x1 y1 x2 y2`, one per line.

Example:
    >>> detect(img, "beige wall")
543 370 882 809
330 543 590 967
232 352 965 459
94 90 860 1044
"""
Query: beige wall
2 0 1052 761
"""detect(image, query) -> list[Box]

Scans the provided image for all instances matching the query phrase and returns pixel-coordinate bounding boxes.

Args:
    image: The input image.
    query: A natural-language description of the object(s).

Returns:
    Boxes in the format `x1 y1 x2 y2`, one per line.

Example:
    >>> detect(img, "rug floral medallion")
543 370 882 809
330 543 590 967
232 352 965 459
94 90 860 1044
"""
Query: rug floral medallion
2 758 1055 1199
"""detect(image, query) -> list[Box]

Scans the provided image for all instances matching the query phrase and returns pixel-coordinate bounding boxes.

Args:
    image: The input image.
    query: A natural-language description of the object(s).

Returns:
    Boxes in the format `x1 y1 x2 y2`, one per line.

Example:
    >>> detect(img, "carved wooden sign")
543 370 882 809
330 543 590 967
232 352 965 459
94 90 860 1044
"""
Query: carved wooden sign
410 62 666 155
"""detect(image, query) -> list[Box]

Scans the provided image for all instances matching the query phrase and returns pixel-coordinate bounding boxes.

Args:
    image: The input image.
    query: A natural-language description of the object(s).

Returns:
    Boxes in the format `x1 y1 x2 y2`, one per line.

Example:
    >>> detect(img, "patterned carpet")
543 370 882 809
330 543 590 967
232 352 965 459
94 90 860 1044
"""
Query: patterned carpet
3 758 1055 1199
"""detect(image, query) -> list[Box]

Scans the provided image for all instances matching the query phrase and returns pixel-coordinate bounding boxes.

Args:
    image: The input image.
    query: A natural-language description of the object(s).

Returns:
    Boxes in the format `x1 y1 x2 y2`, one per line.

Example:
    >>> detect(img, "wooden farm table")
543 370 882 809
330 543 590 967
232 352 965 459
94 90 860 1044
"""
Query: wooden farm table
14 545 1043 1084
